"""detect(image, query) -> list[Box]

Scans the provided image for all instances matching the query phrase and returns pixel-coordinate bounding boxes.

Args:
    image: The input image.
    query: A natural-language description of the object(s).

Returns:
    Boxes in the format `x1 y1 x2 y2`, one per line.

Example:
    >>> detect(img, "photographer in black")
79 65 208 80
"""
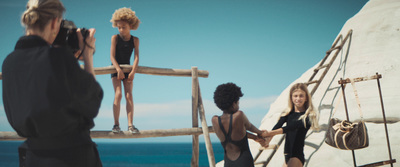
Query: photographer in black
2 0 103 166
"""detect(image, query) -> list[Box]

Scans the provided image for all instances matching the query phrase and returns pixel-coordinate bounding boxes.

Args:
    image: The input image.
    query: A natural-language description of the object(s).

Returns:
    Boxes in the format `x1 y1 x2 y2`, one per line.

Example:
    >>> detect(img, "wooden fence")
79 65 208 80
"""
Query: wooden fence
0 65 215 167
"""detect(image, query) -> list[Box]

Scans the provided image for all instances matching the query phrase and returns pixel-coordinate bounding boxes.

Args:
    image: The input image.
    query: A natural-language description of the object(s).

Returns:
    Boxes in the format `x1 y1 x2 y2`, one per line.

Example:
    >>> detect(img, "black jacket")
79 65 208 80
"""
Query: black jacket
2 35 103 166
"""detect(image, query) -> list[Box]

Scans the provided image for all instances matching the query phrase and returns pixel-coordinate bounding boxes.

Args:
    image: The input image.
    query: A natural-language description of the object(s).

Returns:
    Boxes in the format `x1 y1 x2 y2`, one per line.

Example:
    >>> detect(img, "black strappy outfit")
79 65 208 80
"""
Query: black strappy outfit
218 114 254 167
111 35 134 79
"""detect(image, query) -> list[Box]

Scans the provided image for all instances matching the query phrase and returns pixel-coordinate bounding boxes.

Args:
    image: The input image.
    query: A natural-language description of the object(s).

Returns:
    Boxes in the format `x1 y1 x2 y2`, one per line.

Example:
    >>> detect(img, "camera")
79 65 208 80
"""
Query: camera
53 19 88 55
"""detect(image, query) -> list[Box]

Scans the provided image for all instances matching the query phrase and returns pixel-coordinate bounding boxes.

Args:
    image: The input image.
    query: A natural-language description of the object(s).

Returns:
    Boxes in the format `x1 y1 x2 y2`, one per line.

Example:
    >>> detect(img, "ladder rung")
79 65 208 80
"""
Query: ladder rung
254 161 268 165
255 159 309 165
306 80 319 85
259 144 279 150
326 46 342 54
314 64 329 72
358 159 396 167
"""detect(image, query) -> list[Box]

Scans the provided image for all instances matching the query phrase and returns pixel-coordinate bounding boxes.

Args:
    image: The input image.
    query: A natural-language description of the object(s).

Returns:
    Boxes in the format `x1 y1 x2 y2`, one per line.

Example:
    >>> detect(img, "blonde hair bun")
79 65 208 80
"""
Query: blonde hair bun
22 7 40 26
21 0 65 30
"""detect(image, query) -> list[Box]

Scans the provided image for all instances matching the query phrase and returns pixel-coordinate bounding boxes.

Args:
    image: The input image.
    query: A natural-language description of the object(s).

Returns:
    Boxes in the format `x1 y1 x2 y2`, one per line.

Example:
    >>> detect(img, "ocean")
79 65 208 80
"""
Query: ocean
0 141 225 167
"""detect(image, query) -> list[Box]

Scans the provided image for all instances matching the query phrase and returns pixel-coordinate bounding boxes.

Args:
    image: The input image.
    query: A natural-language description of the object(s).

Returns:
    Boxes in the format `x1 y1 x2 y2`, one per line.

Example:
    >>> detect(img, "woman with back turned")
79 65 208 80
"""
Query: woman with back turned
212 82 268 167
2 0 103 166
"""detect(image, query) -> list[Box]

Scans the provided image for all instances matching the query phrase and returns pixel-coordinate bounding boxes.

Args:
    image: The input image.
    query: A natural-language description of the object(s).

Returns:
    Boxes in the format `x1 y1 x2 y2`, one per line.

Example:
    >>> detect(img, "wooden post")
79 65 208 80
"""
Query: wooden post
375 73 394 167
339 78 357 167
198 85 216 167
191 67 199 167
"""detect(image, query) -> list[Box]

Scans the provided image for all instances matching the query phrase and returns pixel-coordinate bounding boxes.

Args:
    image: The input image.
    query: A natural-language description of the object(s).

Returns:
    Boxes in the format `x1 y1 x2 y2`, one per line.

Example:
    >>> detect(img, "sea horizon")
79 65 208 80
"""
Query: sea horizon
0 141 225 167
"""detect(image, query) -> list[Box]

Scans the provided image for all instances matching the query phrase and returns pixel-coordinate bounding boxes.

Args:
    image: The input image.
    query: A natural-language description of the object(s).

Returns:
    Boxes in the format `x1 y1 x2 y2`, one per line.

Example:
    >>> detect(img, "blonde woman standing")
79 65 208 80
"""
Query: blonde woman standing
262 83 319 167
2 0 103 166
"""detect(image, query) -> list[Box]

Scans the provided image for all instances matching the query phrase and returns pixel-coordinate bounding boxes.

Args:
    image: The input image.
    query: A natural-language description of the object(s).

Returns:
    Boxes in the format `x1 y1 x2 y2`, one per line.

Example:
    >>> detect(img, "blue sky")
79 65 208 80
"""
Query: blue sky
0 0 368 142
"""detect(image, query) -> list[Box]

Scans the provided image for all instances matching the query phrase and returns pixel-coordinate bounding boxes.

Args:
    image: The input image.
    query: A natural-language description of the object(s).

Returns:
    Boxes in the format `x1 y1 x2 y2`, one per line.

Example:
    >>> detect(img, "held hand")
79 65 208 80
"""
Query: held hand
258 130 267 138
262 130 274 138
255 138 269 148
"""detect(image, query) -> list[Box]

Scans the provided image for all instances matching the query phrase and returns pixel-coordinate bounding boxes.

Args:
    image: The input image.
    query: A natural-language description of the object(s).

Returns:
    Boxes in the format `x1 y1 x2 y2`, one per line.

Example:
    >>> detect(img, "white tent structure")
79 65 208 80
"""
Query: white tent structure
218 0 400 166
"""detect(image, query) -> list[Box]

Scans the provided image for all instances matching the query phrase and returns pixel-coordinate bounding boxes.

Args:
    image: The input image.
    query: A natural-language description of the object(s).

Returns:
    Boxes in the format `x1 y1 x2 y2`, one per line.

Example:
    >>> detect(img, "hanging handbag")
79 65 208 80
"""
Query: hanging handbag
325 79 369 150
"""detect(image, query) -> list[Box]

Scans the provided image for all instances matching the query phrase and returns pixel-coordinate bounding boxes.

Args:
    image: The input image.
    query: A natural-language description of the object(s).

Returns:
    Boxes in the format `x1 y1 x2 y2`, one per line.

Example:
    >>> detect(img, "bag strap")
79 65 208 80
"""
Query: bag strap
331 85 344 117
332 79 363 119
350 78 364 119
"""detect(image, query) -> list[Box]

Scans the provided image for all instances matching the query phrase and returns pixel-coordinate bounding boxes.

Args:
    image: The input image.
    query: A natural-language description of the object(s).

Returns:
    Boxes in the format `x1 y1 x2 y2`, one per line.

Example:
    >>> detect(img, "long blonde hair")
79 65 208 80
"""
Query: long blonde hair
281 83 320 131
21 0 65 31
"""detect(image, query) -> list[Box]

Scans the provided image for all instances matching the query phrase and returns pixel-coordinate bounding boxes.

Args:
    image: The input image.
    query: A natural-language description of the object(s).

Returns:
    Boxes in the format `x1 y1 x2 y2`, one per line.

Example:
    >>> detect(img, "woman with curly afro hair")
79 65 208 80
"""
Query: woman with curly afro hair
212 82 268 167
110 7 140 133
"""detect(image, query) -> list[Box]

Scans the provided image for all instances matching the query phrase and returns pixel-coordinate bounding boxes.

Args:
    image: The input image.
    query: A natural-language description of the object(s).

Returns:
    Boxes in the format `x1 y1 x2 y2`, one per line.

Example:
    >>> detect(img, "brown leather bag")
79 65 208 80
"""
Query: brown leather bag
325 118 368 150
325 79 369 150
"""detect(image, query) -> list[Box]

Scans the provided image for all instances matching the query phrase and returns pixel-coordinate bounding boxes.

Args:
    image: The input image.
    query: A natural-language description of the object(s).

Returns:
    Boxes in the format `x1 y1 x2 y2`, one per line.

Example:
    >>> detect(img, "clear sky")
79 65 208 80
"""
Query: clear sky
0 0 368 143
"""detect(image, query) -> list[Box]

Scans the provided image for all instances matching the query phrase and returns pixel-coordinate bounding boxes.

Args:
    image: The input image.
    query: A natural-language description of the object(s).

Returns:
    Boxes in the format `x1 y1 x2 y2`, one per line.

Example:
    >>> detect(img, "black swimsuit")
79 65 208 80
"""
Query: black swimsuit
218 114 254 167
111 34 134 79
272 111 310 165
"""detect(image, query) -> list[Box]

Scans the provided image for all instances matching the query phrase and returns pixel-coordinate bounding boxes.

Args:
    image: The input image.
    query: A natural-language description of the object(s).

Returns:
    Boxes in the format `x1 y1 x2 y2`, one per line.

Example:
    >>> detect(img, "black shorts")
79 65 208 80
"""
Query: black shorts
111 72 129 80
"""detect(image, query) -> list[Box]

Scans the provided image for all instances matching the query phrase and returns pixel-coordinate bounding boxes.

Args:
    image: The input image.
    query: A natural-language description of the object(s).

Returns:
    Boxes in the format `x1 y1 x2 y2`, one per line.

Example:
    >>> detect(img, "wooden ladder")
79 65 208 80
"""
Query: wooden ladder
307 29 353 95
253 29 353 166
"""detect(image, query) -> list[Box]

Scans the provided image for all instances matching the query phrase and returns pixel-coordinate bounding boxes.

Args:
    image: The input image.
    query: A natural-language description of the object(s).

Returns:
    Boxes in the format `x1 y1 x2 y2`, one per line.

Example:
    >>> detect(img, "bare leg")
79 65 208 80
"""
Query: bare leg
287 157 303 167
123 79 134 127
112 77 122 126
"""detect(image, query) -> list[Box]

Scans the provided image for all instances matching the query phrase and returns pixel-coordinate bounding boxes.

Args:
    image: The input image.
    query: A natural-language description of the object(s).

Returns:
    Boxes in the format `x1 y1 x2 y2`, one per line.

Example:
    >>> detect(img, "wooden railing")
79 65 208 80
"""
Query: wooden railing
0 65 209 79
0 65 215 167
0 127 215 140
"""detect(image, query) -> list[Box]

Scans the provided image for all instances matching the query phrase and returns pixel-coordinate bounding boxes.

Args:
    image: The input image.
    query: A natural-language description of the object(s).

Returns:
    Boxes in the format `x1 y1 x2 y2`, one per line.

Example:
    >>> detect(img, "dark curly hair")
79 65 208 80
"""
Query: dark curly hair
213 82 243 112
